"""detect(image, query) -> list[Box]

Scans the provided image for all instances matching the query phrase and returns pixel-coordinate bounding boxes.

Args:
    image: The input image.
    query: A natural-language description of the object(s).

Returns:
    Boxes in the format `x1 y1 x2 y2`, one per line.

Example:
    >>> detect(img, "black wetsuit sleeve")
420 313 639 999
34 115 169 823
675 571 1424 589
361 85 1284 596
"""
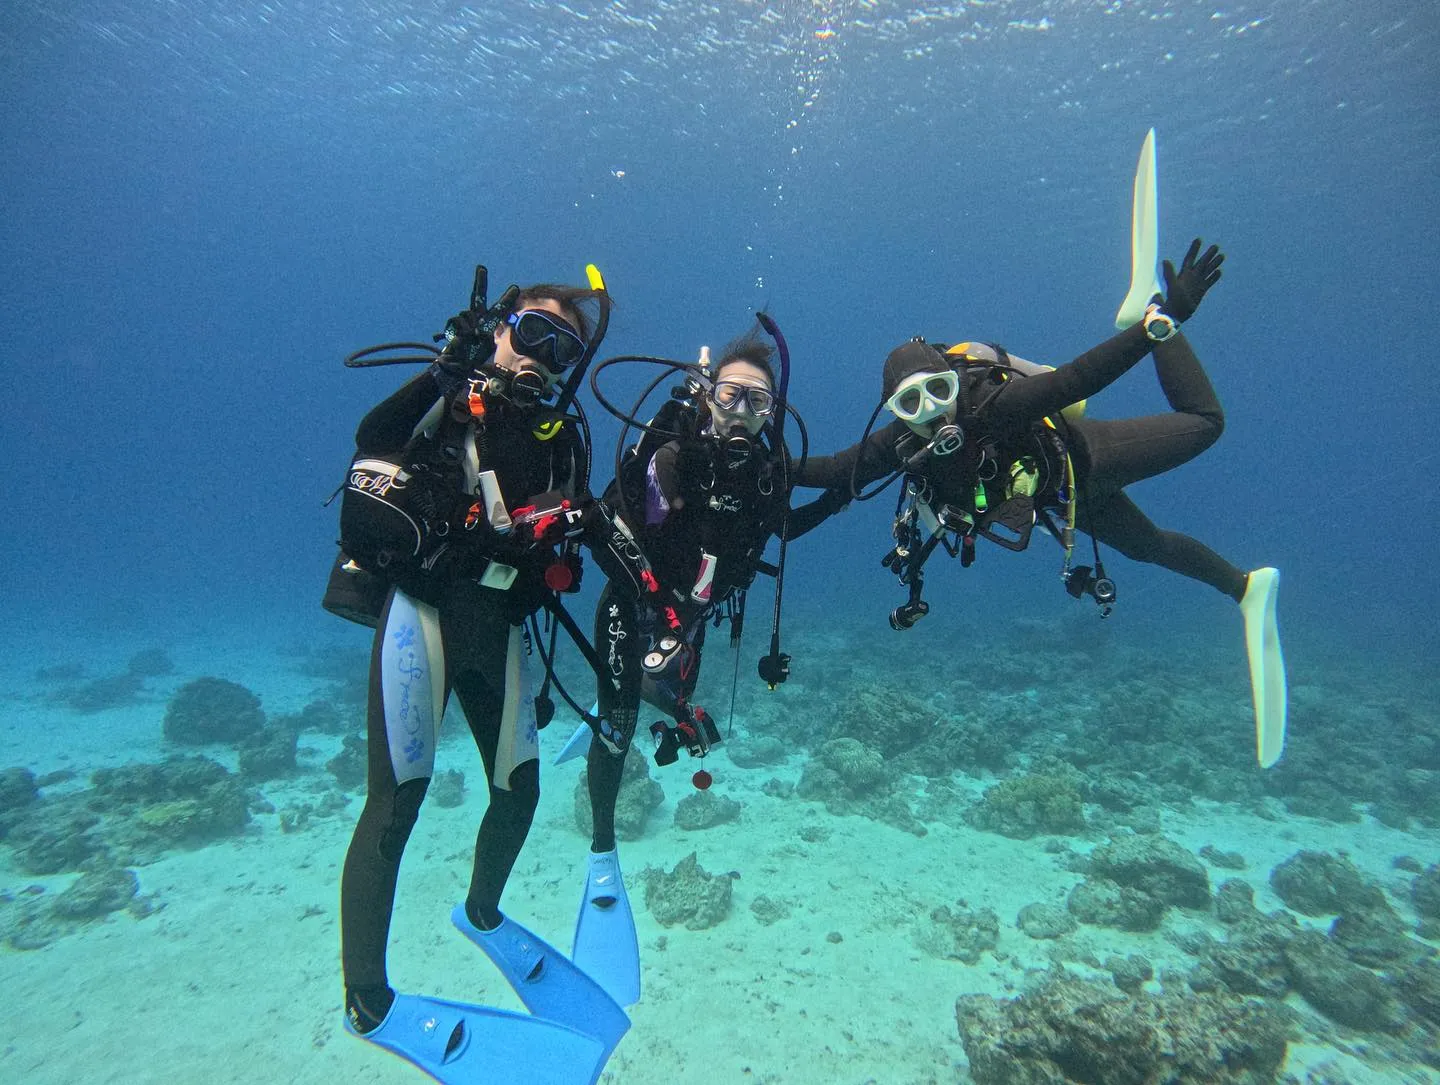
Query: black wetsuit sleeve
780 489 847 540
354 370 444 452
792 421 906 490
986 324 1153 426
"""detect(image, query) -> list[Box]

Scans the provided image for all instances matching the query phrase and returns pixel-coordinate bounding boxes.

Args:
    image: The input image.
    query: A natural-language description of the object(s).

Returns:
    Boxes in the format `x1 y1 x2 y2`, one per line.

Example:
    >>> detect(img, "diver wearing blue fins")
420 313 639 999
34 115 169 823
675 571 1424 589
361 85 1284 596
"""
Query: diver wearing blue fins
794 231 1287 769
324 266 674 1084
553 317 840 1008
316 131 1285 1083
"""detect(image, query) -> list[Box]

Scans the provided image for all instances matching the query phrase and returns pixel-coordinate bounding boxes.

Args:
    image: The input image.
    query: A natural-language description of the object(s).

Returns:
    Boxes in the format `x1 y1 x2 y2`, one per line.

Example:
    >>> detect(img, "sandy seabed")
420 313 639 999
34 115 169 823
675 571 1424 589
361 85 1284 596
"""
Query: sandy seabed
2 638 1436 1085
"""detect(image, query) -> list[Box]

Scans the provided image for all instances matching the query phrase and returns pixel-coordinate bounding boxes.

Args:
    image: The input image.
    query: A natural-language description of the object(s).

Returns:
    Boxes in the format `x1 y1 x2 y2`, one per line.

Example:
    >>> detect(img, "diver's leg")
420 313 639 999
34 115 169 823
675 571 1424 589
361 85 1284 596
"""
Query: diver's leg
1082 492 1247 600
340 587 445 1032
588 585 642 854
1076 335 1225 491
449 618 542 932
572 583 645 1006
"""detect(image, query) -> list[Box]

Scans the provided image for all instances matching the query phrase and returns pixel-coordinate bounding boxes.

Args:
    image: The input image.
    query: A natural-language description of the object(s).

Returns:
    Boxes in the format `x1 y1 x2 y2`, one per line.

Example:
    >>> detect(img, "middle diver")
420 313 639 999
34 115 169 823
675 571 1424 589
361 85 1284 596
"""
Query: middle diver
561 319 842 1007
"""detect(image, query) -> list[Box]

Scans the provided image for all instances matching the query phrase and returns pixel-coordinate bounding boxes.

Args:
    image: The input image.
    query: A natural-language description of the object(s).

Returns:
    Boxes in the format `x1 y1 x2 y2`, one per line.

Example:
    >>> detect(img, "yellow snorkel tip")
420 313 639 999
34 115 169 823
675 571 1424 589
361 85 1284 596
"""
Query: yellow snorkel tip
585 263 606 292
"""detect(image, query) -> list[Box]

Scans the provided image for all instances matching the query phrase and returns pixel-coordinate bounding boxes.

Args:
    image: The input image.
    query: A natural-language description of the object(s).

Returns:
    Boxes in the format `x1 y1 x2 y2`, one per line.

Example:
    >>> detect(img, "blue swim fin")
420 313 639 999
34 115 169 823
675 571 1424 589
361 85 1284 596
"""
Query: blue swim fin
451 906 630 1066
573 849 641 1007
346 991 605 1085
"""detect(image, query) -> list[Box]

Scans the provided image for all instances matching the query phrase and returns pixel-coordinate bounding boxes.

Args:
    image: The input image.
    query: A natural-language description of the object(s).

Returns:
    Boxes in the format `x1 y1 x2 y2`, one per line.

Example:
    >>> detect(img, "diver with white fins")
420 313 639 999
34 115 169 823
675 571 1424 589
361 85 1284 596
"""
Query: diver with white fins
795 132 1286 769
326 264 668 1083
554 315 840 1007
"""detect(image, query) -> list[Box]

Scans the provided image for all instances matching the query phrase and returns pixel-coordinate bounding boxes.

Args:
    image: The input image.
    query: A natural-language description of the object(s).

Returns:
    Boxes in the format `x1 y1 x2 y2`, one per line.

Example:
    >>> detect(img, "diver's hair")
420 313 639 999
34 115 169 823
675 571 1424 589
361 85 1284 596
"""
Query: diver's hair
714 327 776 387
514 283 608 340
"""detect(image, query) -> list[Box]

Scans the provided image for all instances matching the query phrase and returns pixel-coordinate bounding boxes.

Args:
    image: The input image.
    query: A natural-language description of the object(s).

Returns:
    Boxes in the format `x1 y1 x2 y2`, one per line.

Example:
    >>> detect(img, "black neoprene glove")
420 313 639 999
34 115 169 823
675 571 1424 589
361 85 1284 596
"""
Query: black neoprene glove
1157 238 1224 324
427 360 467 398
674 441 713 504
455 509 531 573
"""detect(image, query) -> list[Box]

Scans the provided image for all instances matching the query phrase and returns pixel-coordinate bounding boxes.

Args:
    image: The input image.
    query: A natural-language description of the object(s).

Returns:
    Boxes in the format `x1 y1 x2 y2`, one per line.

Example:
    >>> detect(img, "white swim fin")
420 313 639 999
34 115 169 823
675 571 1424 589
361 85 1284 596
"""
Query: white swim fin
1239 568 1287 768
1116 127 1163 329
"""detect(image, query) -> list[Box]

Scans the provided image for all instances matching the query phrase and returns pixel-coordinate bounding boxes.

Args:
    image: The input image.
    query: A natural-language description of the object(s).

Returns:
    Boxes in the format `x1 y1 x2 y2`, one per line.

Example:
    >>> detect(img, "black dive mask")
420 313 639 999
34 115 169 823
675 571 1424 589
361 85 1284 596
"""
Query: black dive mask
505 309 586 372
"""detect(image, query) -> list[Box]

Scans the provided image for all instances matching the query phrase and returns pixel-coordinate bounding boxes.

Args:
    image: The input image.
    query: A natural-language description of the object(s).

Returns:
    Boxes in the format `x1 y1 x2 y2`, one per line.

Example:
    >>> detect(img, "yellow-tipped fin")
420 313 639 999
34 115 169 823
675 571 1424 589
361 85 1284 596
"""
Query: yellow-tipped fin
1115 128 1162 329
1239 567 1287 768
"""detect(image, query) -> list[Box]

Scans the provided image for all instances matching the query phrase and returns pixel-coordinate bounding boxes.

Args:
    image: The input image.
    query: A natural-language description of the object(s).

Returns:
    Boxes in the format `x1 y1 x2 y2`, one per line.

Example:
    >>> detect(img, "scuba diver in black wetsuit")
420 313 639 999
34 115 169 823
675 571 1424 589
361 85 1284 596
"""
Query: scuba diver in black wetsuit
325 268 651 1084
795 239 1286 764
557 319 839 1008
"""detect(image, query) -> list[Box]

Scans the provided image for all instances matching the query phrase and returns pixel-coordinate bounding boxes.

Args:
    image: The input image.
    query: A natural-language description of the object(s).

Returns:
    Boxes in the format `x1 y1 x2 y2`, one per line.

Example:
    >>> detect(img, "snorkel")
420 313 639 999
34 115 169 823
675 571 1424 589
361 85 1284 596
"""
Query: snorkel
554 264 611 415
753 312 792 691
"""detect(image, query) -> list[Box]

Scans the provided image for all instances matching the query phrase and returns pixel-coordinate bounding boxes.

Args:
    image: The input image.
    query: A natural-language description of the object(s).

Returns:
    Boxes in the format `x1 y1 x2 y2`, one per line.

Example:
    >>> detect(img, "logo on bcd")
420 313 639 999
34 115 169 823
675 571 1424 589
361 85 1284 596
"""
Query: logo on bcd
350 459 409 498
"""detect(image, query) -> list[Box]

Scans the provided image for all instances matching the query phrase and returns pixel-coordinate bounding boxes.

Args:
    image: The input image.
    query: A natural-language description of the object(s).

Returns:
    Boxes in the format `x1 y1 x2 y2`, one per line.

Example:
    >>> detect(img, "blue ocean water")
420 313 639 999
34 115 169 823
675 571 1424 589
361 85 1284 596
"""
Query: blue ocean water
2 2 1438 1083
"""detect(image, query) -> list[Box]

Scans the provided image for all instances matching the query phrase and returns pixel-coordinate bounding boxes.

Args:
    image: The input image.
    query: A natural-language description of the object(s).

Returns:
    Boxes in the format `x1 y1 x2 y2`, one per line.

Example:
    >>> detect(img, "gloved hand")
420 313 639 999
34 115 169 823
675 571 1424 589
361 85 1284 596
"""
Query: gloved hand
579 499 662 602
1157 238 1224 324
441 308 496 371
427 359 469 398
510 491 582 548
455 503 531 572
674 440 713 504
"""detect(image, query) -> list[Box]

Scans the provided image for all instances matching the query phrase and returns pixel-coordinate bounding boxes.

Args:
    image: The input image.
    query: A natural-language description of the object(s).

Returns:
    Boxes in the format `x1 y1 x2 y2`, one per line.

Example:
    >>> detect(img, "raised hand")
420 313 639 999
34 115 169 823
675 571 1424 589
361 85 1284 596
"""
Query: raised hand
1159 238 1225 323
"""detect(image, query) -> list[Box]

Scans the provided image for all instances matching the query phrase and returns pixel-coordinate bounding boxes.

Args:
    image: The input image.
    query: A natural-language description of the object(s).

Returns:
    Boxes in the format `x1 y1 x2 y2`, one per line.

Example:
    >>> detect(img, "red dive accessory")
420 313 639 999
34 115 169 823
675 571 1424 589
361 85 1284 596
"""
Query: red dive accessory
544 560 574 592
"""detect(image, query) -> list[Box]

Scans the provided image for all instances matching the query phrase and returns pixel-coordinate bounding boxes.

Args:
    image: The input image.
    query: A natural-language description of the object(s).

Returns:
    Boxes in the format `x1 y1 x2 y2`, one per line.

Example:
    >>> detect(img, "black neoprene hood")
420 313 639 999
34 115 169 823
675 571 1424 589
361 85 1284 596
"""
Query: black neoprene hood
881 339 948 400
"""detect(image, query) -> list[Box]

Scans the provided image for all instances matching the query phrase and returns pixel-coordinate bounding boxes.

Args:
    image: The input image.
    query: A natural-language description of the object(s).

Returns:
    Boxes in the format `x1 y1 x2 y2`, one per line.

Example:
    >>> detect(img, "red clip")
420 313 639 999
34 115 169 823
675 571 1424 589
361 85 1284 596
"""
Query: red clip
641 570 660 594
532 513 560 539
663 606 681 630
467 392 486 419
464 502 483 530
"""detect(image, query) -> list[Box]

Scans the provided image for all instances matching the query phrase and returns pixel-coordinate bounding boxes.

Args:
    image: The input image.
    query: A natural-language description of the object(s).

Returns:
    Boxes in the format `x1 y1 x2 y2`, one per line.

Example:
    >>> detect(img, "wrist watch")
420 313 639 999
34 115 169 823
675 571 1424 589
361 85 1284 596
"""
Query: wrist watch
1143 303 1179 343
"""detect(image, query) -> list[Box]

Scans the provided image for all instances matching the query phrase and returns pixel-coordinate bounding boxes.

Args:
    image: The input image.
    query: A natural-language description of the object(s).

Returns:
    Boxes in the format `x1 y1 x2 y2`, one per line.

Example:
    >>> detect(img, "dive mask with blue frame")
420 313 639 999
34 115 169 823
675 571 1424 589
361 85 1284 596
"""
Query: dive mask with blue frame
506 309 586 373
